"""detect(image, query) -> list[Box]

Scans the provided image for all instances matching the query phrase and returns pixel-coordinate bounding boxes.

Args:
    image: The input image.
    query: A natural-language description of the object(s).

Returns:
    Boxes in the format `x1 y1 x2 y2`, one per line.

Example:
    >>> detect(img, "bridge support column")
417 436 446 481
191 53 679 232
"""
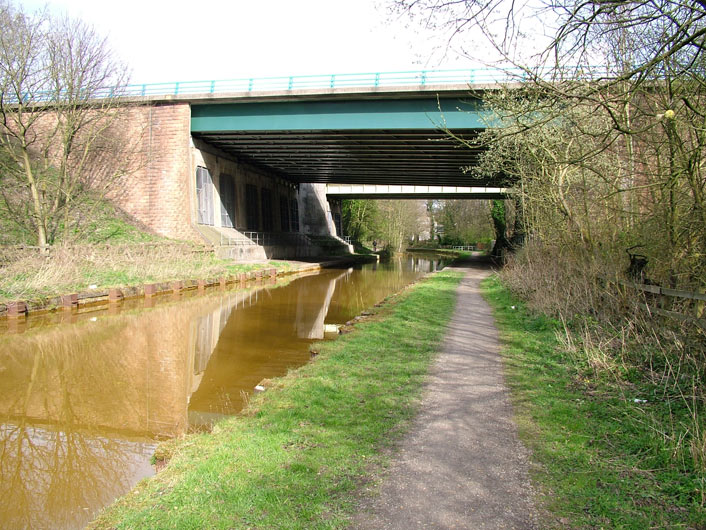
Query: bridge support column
298 183 338 237
116 103 201 241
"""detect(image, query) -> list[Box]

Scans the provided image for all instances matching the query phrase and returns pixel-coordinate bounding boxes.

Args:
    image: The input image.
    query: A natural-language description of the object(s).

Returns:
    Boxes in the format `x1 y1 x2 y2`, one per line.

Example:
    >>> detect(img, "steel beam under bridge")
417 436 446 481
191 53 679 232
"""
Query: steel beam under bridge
326 184 508 199
189 89 496 188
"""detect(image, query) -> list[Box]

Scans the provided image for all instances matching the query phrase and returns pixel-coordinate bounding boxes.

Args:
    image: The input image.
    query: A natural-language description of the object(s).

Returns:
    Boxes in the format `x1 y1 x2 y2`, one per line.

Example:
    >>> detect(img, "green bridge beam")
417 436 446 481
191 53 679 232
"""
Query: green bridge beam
191 97 487 132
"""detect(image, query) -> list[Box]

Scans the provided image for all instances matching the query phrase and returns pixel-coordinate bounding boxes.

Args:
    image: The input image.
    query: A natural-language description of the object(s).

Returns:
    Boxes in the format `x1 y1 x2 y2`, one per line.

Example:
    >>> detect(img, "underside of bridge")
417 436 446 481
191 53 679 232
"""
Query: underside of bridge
191 129 486 187
190 95 501 190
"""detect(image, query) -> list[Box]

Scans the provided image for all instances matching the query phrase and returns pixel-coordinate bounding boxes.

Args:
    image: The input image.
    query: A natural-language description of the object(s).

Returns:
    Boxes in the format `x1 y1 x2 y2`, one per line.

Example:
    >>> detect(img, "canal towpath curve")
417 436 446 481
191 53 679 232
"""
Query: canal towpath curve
351 259 540 529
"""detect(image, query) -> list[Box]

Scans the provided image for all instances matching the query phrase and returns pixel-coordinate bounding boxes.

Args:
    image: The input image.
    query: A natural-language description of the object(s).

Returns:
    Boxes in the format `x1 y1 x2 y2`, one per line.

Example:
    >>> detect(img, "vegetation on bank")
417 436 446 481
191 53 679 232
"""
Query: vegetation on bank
0 242 293 304
0 200 302 304
0 1 134 248
89 269 462 529
341 198 495 252
482 274 705 529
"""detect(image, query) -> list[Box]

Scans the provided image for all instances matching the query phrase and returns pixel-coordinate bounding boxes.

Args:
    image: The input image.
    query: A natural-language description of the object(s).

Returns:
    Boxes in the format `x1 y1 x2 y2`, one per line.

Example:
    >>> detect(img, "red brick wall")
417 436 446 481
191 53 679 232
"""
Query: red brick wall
117 103 201 241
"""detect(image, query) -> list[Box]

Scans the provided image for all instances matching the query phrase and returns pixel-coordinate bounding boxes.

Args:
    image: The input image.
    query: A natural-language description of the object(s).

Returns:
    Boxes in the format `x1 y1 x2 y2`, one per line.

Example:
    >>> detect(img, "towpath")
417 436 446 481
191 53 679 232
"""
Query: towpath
351 259 539 529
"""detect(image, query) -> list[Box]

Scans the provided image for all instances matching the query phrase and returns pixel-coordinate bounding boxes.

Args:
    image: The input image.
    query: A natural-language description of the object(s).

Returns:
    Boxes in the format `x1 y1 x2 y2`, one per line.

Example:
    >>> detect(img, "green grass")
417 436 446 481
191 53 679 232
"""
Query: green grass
0 243 291 303
89 269 463 529
0 196 167 246
78 215 164 244
481 274 705 529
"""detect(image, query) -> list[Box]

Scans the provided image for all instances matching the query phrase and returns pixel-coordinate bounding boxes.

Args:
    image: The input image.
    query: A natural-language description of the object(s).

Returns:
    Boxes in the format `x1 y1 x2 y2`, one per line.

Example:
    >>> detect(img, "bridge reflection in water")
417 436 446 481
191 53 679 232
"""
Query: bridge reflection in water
0 254 446 529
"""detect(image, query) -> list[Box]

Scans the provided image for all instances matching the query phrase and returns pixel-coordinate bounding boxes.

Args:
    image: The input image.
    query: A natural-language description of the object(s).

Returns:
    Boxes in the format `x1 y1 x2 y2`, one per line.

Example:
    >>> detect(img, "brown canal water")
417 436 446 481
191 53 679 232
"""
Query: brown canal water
0 253 447 529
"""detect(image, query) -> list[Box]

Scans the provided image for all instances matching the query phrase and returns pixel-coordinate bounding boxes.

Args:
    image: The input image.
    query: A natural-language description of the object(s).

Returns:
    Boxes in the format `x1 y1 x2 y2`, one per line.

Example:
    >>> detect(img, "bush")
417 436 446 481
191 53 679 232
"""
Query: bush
500 239 706 503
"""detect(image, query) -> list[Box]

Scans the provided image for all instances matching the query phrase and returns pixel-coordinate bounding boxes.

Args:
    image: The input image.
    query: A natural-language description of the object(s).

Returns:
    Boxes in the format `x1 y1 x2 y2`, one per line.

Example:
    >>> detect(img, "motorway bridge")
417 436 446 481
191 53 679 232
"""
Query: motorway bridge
117 69 510 248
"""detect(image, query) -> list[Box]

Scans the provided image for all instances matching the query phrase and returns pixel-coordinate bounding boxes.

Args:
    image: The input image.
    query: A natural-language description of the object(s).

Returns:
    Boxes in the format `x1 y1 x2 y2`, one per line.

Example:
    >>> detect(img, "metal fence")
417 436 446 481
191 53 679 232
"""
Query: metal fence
219 231 312 248
123 69 505 97
120 67 610 98
121 67 605 96
7 67 614 104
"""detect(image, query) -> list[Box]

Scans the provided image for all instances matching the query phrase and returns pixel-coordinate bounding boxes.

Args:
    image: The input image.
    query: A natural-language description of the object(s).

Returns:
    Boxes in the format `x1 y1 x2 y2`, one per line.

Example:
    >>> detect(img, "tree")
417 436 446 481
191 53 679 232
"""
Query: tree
392 1 706 80
0 1 133 246
341 199 380 244
437 199 494 245
394 0 706 288
376 200 429 252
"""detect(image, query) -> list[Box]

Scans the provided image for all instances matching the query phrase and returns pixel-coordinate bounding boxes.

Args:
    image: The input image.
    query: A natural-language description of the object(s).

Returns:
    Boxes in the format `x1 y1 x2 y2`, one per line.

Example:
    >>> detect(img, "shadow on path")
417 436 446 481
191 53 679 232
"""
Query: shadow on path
351 259 538 529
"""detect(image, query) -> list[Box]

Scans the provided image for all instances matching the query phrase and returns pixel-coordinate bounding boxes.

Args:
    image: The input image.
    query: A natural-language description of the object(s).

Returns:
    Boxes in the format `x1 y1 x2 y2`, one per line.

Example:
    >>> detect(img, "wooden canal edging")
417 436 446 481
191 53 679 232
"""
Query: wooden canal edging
0 268 279 319
0 254 379 321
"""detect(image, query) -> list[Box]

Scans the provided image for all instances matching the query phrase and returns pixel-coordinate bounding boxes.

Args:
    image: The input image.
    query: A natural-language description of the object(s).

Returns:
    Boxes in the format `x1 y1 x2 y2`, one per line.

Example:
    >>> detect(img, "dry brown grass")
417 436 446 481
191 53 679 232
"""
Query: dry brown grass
500 239 706 476
0 243 271 303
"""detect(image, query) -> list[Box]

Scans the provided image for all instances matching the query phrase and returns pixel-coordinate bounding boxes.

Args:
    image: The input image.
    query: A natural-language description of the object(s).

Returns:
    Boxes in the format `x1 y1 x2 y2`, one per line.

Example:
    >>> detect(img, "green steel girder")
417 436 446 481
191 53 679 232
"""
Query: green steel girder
189 96 494 187
190 97 486 132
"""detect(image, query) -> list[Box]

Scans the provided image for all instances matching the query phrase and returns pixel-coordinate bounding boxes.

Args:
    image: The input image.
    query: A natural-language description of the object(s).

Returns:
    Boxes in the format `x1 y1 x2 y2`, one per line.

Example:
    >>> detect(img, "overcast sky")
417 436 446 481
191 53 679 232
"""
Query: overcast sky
18 0 477 86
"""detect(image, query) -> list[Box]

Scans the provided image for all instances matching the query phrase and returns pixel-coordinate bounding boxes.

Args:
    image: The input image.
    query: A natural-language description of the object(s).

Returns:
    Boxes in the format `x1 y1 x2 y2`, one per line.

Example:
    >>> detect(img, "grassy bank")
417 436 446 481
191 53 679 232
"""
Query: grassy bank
0 243 293 304
482 275 705 529
90 269 463 529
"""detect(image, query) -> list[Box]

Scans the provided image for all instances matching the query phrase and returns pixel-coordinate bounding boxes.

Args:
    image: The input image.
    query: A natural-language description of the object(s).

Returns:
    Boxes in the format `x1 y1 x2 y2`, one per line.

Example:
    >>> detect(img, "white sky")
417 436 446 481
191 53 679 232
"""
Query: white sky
18 0 478 86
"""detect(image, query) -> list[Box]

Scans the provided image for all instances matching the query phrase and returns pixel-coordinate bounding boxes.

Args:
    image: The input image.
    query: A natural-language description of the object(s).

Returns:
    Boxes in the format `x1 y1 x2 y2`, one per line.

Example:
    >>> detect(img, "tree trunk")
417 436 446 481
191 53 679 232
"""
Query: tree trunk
490 199 509 262
22 149 48 248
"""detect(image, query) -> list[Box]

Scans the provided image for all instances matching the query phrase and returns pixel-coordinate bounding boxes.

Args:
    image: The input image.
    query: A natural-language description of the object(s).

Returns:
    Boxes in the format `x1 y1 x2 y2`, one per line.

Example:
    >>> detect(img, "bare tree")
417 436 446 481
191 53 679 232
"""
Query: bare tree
395 0 706 287
0 1 133 246
377 200 428 252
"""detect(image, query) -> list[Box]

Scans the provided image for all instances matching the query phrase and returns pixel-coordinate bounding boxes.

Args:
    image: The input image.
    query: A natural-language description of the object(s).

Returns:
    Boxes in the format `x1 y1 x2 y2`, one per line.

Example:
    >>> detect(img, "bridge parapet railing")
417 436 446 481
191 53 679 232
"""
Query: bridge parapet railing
123 70 484 97
122 67 610 99
7 67 611 104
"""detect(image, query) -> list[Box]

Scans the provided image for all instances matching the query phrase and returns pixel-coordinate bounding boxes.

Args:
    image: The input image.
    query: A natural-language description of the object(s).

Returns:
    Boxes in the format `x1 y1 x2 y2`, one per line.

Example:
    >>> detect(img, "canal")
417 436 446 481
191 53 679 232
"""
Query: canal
0 253 447 529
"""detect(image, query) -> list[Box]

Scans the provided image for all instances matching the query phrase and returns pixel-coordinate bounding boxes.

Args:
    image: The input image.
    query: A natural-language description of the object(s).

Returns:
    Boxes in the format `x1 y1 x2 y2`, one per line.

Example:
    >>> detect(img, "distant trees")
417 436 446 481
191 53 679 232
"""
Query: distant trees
436 199 494 246
341 199 380 244
341 199 432 251
0 0 134 246
376 200 428 251
342 197 493 251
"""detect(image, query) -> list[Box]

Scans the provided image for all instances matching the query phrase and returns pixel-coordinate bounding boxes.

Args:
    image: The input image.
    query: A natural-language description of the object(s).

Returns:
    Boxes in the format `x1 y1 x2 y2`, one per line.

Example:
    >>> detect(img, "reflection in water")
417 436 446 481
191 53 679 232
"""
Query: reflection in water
296 269 350 339
0 422 154 530
0 254 446 529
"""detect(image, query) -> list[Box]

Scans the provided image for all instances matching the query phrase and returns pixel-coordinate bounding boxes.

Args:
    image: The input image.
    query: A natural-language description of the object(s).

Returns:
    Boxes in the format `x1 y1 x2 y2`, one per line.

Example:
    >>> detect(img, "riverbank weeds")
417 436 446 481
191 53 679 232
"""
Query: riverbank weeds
90 269 462 529
0 243 292 304
482 274 705 529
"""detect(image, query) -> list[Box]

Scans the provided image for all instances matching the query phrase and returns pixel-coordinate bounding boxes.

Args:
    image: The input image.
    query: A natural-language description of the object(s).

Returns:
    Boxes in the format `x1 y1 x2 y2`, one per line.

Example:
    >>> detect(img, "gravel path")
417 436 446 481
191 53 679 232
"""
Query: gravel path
351 260 539 529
